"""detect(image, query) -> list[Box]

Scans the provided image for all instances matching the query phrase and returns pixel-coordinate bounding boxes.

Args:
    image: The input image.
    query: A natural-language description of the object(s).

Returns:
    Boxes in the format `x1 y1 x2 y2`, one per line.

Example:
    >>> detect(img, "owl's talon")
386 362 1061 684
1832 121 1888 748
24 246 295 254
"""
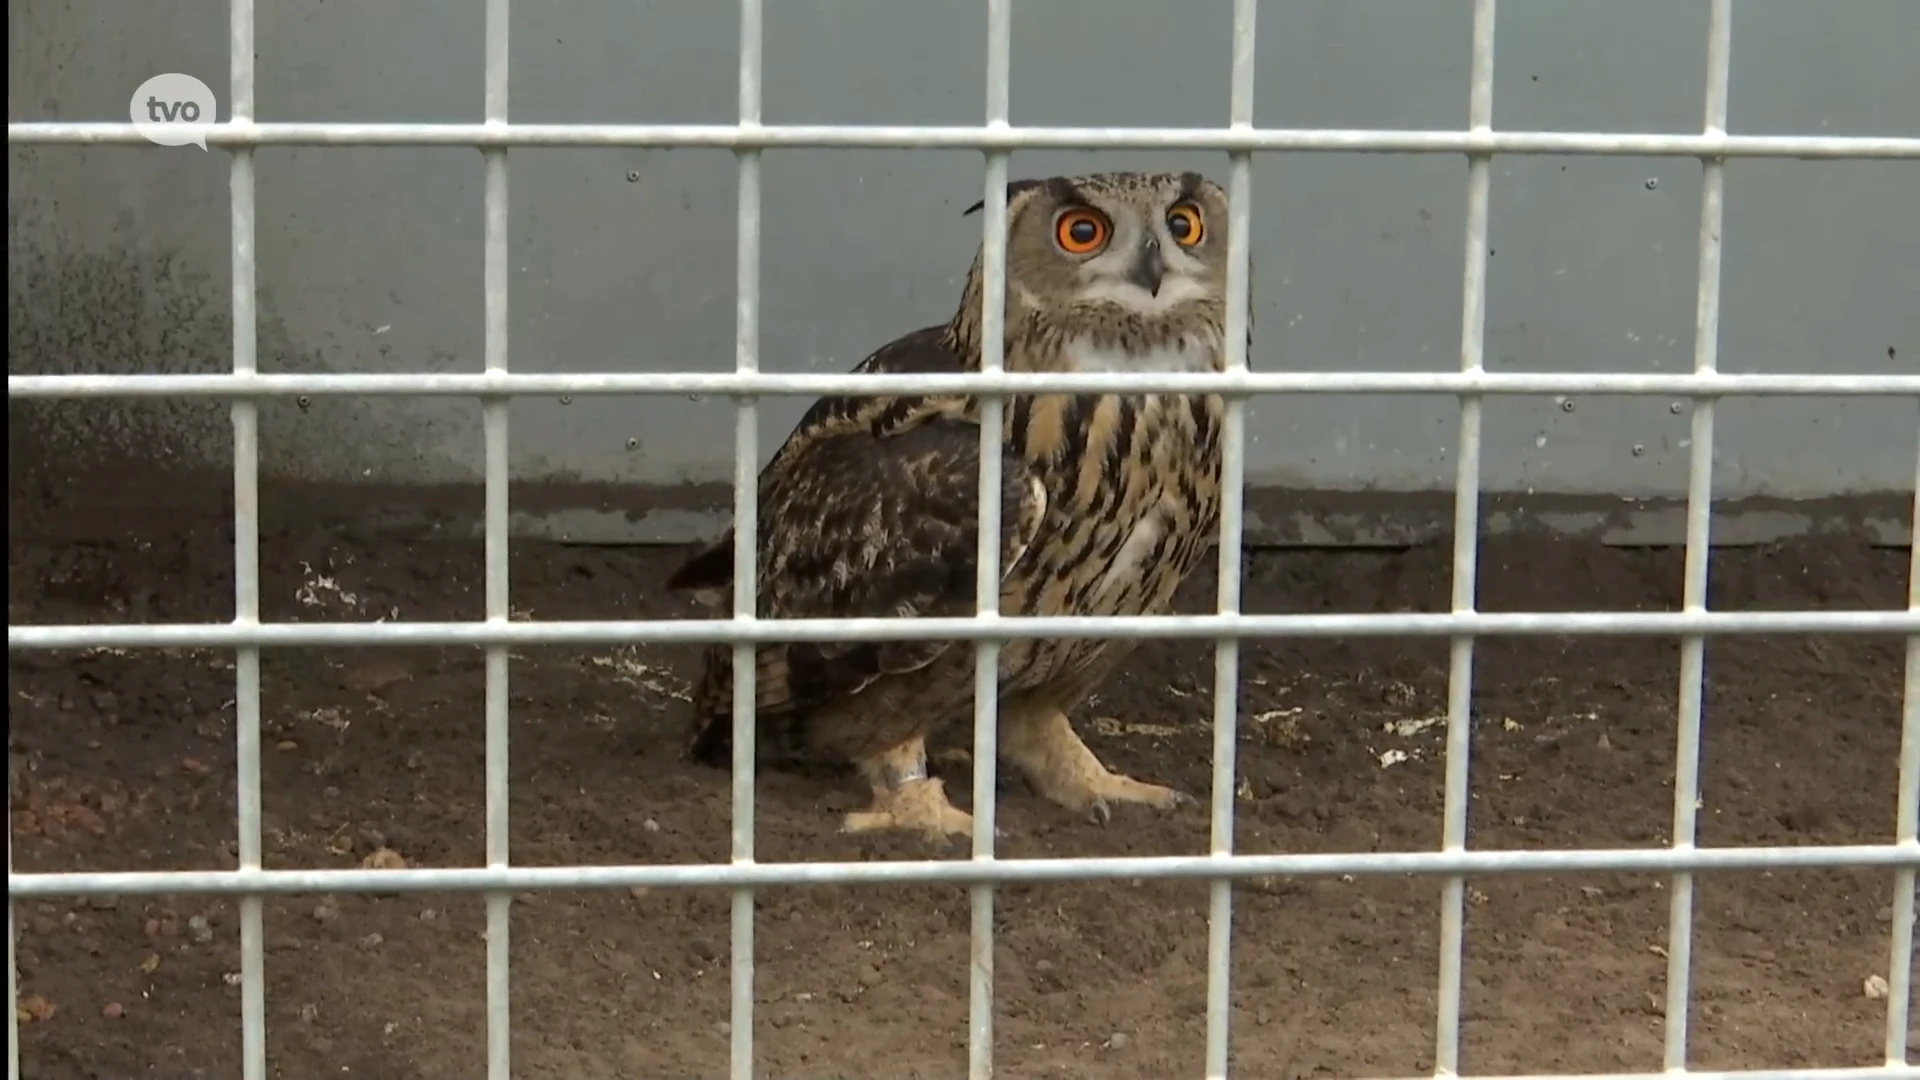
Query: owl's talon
1003 706 1195 826
937 827 1011 852
840 776 975 843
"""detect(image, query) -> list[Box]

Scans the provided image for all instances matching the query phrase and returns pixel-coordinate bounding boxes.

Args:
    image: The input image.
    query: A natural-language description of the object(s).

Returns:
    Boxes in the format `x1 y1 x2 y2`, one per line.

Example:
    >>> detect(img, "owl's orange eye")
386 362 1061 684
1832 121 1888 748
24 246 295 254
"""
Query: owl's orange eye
1053 208 1111 255
1166 203 1205 246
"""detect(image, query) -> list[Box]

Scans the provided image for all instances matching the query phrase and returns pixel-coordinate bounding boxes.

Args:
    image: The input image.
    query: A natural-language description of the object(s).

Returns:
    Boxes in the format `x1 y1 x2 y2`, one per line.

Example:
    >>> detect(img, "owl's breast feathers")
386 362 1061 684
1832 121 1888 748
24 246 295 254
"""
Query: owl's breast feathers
999 382 1225 632
665 326 1049 760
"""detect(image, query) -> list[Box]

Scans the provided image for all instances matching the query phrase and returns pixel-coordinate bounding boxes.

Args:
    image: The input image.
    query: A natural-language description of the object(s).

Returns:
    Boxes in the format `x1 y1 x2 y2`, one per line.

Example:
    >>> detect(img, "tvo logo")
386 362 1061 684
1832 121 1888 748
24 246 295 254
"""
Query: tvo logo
131 73 218 150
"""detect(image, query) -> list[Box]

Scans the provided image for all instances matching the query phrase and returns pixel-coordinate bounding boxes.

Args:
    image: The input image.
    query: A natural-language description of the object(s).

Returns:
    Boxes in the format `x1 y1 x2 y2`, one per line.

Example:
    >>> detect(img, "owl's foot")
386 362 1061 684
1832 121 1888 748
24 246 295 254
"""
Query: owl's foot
840 777 976 842
841 738 977 842
1002 705 1195 826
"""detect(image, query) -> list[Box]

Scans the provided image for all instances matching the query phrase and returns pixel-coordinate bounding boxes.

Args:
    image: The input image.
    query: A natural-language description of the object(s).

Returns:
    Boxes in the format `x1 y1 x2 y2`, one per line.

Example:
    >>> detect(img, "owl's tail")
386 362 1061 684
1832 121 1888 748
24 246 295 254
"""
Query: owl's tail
667 535 807 766
683 643 810 766
668 536 896 769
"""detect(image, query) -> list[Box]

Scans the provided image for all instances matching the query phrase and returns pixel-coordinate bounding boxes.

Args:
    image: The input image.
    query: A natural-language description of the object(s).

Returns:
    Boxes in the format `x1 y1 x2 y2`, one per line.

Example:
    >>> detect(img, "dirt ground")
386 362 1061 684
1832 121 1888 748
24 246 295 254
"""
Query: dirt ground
7 475 1917 1079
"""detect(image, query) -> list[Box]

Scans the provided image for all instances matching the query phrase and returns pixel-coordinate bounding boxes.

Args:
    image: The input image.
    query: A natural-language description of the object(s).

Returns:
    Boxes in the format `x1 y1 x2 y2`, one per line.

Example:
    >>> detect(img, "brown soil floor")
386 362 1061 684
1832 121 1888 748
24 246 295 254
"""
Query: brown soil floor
7 479 1918 1079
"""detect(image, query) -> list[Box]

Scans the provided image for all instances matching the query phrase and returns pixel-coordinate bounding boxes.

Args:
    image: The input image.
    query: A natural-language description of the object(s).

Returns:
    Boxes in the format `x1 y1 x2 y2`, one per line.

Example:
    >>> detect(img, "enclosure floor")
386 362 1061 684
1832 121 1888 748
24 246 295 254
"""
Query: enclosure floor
7 482 1917 1079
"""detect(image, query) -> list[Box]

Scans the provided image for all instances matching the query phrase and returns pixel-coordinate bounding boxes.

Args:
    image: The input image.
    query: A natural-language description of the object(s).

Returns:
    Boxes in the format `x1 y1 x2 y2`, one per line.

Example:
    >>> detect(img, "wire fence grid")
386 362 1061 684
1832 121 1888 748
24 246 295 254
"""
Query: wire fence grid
7 0 1920 1079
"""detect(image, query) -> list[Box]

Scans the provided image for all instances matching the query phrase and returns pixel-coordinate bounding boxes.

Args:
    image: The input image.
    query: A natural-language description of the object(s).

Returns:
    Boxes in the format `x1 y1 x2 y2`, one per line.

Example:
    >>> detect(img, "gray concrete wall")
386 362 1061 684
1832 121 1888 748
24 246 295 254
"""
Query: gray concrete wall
9 0 1917 543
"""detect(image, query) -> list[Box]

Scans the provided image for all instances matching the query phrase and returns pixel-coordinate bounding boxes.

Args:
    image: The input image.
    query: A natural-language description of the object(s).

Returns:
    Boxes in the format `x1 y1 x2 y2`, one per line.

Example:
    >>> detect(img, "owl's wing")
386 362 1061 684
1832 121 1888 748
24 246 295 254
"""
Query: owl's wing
666 326 1047 718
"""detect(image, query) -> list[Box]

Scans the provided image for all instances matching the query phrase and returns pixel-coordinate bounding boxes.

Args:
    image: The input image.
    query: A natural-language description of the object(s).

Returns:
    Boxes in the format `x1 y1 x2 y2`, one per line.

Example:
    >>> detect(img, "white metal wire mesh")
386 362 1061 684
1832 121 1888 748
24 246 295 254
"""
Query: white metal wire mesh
7 1 1920 1079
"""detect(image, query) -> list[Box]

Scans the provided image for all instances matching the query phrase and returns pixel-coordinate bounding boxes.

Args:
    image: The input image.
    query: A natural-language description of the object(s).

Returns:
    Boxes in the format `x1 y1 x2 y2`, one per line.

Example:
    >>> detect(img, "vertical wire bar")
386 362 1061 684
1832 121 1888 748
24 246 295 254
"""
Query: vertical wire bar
480 0 512 1076
1203 1 1257 1077
227 1 266 1076
1887 422 1920 1066
731 1 764 1077
970 4 1013 1079
7 838 18 1080
1434 0 1495 1073
1664 0 1731 1069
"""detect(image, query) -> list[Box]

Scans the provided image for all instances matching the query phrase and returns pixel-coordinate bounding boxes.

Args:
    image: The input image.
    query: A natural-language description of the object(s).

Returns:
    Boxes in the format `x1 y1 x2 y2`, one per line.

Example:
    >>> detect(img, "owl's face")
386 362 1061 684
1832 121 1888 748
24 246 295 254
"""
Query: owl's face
974 171 1232 335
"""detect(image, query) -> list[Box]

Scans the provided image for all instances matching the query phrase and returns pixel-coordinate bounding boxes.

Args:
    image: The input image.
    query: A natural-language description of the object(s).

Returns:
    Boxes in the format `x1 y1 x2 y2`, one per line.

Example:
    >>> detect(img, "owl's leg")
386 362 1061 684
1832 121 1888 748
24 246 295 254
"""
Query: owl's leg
839 735 976 842
999 702 1194 825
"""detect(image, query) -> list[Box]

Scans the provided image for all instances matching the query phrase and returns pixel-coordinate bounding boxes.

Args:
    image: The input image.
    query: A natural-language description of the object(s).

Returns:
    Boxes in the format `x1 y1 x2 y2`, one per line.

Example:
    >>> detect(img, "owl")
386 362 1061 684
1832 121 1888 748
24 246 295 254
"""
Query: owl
665 170 1245 842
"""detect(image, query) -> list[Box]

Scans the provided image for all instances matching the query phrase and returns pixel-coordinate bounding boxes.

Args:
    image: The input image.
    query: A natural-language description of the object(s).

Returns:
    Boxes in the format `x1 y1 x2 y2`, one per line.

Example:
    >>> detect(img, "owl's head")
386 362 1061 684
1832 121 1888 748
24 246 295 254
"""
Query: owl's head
955 170 1235 359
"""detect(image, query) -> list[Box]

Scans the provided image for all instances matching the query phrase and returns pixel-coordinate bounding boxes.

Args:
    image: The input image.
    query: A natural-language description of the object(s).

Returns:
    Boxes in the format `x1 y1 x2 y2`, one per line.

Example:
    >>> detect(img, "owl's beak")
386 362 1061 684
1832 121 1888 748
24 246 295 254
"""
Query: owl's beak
1126 237 1165 296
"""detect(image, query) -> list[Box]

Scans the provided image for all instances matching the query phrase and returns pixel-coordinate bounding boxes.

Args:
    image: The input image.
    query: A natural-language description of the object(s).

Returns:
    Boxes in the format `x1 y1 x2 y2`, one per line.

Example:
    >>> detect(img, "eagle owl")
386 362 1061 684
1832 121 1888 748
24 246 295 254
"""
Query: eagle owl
666 170 1243 842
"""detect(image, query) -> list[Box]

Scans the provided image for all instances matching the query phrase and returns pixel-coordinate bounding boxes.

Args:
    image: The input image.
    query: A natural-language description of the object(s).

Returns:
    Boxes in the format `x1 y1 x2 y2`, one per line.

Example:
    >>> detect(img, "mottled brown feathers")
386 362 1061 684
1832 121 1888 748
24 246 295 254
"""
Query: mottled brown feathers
671 326 1048 766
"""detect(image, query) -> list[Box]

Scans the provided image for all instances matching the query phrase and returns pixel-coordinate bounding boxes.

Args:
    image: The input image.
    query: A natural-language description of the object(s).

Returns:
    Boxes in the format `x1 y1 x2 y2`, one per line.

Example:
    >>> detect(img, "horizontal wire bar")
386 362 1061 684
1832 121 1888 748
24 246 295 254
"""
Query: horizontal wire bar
11 371 1919 399
1376 1071 1920 1080
8 121 1918 158
9 609 1917 651
9 843 1917 897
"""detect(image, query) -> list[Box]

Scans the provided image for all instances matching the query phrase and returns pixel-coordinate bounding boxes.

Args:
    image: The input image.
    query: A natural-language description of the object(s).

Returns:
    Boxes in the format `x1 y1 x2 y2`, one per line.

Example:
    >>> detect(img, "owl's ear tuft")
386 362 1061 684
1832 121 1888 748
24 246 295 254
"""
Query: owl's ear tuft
963 177 1049 217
